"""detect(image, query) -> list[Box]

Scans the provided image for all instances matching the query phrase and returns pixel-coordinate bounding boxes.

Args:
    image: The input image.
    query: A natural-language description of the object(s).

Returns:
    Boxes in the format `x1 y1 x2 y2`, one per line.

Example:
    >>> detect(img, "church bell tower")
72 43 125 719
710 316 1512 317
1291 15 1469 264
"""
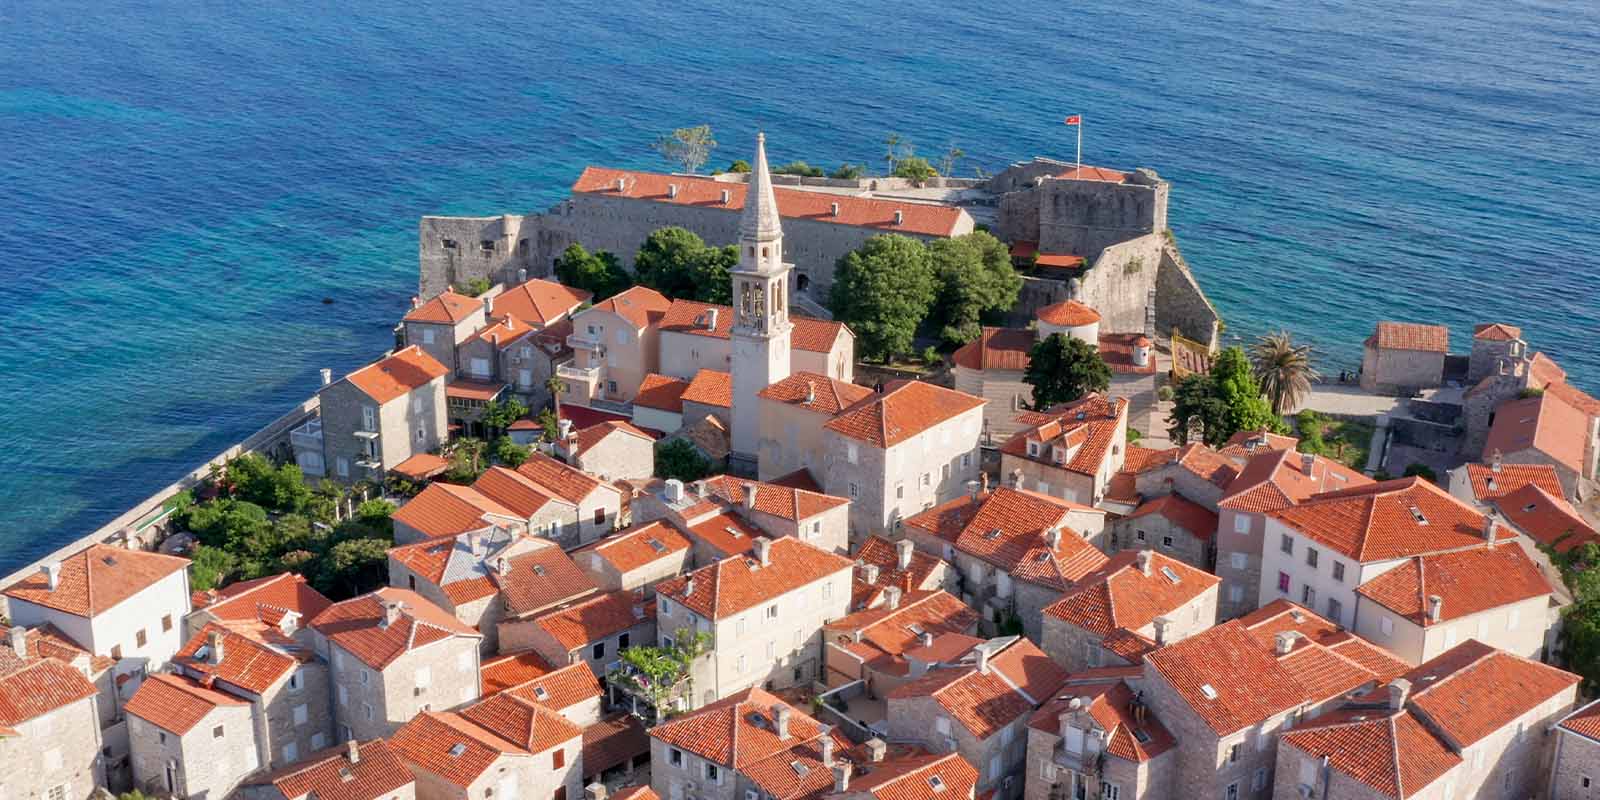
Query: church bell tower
728 132 793 475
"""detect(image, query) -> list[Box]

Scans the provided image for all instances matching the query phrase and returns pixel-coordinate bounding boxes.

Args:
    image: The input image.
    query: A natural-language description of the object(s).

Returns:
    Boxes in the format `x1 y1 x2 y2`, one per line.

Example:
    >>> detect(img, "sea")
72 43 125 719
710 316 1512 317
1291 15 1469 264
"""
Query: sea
2 0 1597 572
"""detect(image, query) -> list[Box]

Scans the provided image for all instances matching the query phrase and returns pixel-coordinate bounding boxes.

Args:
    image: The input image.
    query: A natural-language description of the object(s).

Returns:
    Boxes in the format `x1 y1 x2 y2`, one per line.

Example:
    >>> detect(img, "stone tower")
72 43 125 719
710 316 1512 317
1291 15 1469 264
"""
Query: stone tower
729 132 794 475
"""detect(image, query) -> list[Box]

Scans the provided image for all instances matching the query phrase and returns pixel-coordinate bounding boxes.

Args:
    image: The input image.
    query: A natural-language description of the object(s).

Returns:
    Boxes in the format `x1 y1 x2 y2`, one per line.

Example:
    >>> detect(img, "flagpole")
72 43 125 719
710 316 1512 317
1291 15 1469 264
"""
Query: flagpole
1076 118 1082 174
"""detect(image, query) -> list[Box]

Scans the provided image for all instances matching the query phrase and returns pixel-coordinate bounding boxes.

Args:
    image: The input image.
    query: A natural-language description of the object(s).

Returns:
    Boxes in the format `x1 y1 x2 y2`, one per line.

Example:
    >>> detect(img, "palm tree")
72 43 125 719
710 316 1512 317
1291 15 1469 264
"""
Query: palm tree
1250 330 1320 417
546 374 567 424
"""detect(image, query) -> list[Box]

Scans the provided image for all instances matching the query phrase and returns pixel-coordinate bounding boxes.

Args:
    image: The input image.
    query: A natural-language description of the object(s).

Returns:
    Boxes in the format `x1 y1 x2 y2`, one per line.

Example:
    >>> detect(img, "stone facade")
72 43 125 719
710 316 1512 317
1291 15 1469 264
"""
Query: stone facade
323 635 481 741
406 736 583 800
885 691 1030 797
317 358 447 484
565 427 655 482
0 696 103 800
417 215 539 301
1024 703 1176 800
561 294 666 407
1108 509 1211 571
1214 507 1267 620
1552 711 1600 800
823 404 986 540
128 697 259 799
500 614 655 677
1361 344 1446 396
1352 591 1552 665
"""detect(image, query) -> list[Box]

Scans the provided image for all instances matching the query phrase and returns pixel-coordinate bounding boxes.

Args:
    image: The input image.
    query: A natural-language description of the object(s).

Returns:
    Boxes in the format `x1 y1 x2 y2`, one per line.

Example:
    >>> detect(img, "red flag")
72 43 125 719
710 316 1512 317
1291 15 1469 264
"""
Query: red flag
1064 115 1081 125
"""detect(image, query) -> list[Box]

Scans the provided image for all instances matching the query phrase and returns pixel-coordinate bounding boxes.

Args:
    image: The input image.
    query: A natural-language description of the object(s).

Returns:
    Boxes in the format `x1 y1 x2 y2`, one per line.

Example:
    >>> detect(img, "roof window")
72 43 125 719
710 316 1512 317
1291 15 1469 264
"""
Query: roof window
1199 684 1218 700
534 686 549 700
929 775 946 791
791 760 810 776
1408 506 1428 525
1161 566 1181 584
449 743 467 757
983 528 1002 541
647 538 667 553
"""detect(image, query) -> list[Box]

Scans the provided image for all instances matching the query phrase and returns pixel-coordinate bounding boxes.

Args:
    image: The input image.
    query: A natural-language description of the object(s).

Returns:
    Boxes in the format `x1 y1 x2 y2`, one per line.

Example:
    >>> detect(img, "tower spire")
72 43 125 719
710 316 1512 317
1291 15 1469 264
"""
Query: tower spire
740 132 783 243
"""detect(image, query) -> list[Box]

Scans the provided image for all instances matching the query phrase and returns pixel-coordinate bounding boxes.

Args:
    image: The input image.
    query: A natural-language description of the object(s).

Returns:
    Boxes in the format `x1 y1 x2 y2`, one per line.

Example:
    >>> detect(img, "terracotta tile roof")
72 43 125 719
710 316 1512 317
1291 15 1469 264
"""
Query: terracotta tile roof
1527 352 1570 389
1160 442 1241 489
681 369 734 408
698 474 850 521
405 288 483 324
826 380 985 448
124 673 247 734
634 373 690 412
391 452 451 481
387 528 545 606
1365 321 1448 353
1267 477 1512 563
951 327 1034 372
1464 462 1564 503
3 543 189 618
1098 628 1159 663
465 315 538 351
576 520 692 574
393 482 520 538
477 466 567 519
1281 708 1460 799
1472 323 1522 341
1221 429 1301 454
1123 494 1218 540
1495 483 1600 553
852 535 946 609
1043 550 1219 638
253 739 414 800
0 623 112 675
345 345 449 404
1238 600 1410 682
1055 165 1129 182
392 708 551 787
1028 681 1176 763
1404 639 1579 747
739 728 857 800
888 637 1067 739
531 591 654 652
1105 444 1168 505
310 587 480 670
1098 332 1158 375
515 452 609 505
650 687 829 766
173 623 299 695
1484 392 1589 473
759 372 874 416
656 537 852 619
446 378 507 402
613 787 660 800
458 690 584 753
672 413 731 460
583 713 650 777
569 420 654 456
480 650 555 694
999 394 1126 479
769 468 824 493
1219 448 1371 513
491 278 591 326
825 591 980 675
1544 378 1600 419
905 488 1107 591
1355 544 1551 627
503 662 603 712
845 748 978 800
0 652 98 728
493 546 600 617
791 317 849 353
573 168 969 238
586 285 671 330
658 299 734 340
1559 699 1600 741
193 572 332 632
1036 300 1101 327
686 511 763 559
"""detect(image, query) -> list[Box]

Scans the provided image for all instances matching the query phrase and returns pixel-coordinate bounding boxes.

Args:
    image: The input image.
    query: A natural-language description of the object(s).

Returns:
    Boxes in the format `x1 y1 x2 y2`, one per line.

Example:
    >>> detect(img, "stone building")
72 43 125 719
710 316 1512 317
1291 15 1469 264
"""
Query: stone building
1445 458 1565 507
401 289 488 376
1110 493 1217 570
657 297 854 384
572 520 693 596
902 486 1107 640
390 694 583 800
1483 391 1599 499
755 372 874 484
997 393 1128 510
0 628 104 800
302 345 449 483
1277 640 1579 800
653 537 853 706
553 419 656 482
829 745 979 800
681 368 733 429
648 688 853 800
1039 549 1217 672
185 572 332 643
512 453 626 546
1466 322 1527 385
236 738 416 800
884 636 1068 798
1459 336 1600 481
125 673 259 799
821 589 980 697
631 373 690 433
849 535 954 610
389 480 540 546
1552 700 1600 800
308 588 483 741
558 286 672 408
500 590 655 675
1023 679 1177 800
1359 321 1449 396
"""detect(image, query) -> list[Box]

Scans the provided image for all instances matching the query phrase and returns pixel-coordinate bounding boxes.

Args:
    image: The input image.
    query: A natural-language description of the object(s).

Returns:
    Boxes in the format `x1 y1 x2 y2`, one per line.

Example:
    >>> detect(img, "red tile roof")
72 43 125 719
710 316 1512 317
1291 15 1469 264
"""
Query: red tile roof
1494 483 1600 553
888 637 1067 739
1043 550 1219 638
583 713 650 777
445 378 507 402
825 381 985 448
1221 429 1301 454
503 662 603 712
612 787 660 800
681 369 733 408
254 739 414 800
1036 300 1101 327
634 373 690 412
393 482 520 539
173 623 299 695
1472 323 1522 341
697 474 850 521
1028 680 1176 763
491 279 591 326
1056 165 1129 182
1544 378 1600 419
825 591 980 675
1238 600 1410 682
392 702 577 788
1219 447 1371 513
951 327 1033 372
310 587 480 670
852 535 947 609
1365 321 1449 353
576 520 692 575
0 653 98 729
3 543 189 618
587 285 671 330
345 346 449 404
685 511 763 559
656 537 852 619
405 288 483 324
1281 709 1460 799
1267 477 1511 563
124 673 247 734
848 747 978 800
905 488 1107 591
472 466 563 519
791 317 850 354
459 690 584 753
1559 699 1600 741
388 531 567 607
0 623 112 675
1404 639 1579 747
1483 392 1590 474
1463 462 1564 503
569 420 654 455
480 650 555 694
658 299 734 340
493 546 601 617
738 727 857 800
1123 494 1218 540
1355 544 1551 627
465 315 537 350
515 452 610 505
1000 394 1126 479
531 591 654 652
759 372 875 416
573 168 969 238
1098 333 1158 375
391 452 451 481
1104 444 1168 505
649 687 837 771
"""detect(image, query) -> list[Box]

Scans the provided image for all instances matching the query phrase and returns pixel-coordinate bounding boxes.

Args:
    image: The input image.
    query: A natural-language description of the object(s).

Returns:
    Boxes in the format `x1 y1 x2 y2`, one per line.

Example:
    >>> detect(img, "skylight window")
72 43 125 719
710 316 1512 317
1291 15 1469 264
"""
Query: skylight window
929 775 946 791
726 527 744 538
532 564 547 576
534 686 549 700
647 538 667 553
1408 506 1428 525
983 528 1002 541
1524 503 1537 512
449 743 467 757
1132 728 1151 744
791 760 810 776
339 767 354 782
908 624 925 636
1161 566 1181 585
1199 684 1218 700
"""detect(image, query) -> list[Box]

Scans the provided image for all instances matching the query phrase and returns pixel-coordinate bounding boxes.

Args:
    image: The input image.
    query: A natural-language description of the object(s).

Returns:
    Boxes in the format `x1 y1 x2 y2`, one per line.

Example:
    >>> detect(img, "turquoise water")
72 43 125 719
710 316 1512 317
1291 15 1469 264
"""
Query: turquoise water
2 1 1597 571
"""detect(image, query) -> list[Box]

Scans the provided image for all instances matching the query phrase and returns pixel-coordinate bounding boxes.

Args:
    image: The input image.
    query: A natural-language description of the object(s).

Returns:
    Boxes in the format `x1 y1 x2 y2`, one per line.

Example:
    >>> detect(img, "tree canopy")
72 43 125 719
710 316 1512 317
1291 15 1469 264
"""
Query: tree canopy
892 155 938 183
656 438 713 482
1250 331 1320 417
652 125 717 174
1167 347 1282 445
927 231 1022 346
632 227 736 304
554 243 632 300
828 234 937 362
1024 334 1111 410
773 160 824 177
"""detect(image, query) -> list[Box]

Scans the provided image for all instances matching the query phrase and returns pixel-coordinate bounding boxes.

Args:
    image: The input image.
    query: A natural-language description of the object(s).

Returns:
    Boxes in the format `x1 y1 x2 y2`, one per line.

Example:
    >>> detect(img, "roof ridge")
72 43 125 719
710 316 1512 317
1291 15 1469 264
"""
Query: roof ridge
1389 714 1405 798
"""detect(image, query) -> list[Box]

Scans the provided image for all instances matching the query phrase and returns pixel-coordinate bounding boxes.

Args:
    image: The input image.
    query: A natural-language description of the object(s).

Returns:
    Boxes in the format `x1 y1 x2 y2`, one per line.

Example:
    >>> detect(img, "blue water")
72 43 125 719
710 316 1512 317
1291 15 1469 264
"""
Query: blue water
2 1 1597 571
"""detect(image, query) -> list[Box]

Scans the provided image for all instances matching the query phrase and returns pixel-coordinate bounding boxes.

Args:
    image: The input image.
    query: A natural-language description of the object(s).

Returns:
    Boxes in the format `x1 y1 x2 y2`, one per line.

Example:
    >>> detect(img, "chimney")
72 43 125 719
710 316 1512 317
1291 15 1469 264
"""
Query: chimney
705 308 719 330
517 268 527 283
496 557 510 576
208 631 226 665
1132 336 1151 368
821 728 836 766
754 537 772 566
668 183 679 199
665 478 684 504
685 577 696 596
830 202 840 217
980 473 990 494
1152 616 1171 646
1491 449 1503 472
896 539 914 570
1388 678 1411 711
884 586 902 610
320 368 333 387
1274 631 1297 656
279 610 301 637
832 762 852 793
774 704 792 739
347 738 360 765
586 783 610 800
380 599 403 629
720 189 731 205
471 534 486 558
866 738 887 763
893 209 904 225
1009 469 1023 489
1045 526 1062 549
975 645 990 674
1136 550 1152 577
805 381 816 404
920 632 934 648
1428 595 1443 623
40 563 60 591
558 418 574 441
8 626 26 659
744 483 759 511
966 479 980 501
862 564 881 584
615 178 626 192
410 295 420 309
1301 453 1316 475
1485 510 1502 547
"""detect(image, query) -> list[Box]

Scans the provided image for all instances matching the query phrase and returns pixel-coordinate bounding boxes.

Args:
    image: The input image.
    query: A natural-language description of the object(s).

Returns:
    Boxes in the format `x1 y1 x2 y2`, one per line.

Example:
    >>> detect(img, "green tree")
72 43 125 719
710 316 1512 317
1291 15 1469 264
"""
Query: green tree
1403 463 1438 483
652 125 717 174
455 277 492 297
927 231 1022 345
656 438 713 482
536 408 560 443
495 436 531 467
1549 543 1600 690
609 628 712 722
482 397 530 438
554 243 632 299
689 244 737 305
1250 331 1320 417
892 156 938 183
633 227 736 304
883 133 903 174
444 438 488 483
938 143 965 178
828 235 937 362
315 538 392 600
1024 334 1112 409
726 159 751 174
189 545 236 592
773 160 824 177
829 163 865 180
227 453 311 512
1168 347 1281 445
187 499 272 552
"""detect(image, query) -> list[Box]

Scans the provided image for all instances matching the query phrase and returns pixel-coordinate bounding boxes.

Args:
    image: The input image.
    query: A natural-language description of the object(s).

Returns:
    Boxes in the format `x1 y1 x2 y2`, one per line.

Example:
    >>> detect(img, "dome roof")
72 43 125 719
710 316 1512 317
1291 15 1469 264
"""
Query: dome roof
1037 300 1102 327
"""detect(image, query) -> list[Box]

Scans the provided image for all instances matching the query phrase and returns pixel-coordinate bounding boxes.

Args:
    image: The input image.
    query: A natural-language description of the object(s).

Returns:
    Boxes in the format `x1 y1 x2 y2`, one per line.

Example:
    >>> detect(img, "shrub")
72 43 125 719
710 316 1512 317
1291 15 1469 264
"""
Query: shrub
1403 463 1438 483
656 438 712 482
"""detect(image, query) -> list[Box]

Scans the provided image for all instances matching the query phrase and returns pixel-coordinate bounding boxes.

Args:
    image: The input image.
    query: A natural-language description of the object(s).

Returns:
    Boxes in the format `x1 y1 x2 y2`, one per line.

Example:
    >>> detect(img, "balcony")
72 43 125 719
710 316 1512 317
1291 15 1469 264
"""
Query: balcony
353 429 380 441
567 332 602 351
557 362 601 382
290 418 323 452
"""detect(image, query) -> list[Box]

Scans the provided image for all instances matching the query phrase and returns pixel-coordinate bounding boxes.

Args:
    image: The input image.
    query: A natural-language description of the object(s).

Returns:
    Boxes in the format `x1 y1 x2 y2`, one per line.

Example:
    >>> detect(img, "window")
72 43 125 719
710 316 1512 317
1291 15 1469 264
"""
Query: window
1301 585 1316 606
311 732 327 749
1233 515 1250 534
594 507 606 525
359 669 370 685
1326 597 1343 625
670 748 684 767
1332 561 1345 582
161 615 173 632
111 645 123 660
293 704 308 725
847 443 858 464
1583 776 1592 789
592 642 606 660
961 452 971 468
922 472 930 487
1280 534 1294 555
988 756 1001 781
942 463 951 482
441 238 457 249
936 717 951 736
767 604 779 619
1136 530 1147 542
336 457 350 478
1229 585 1244 603
848 483 859 499
362 405 377 431
136 629 147 648
619 632 630 649
1225 782 1239 800
213 725 225 739
1251 768 1266 791
553 748 565 769
1277 572 1291 593
1228 744 1240 764
896 484 904 499
1161 535 1175 548
1305 547 1319 568
660 598 673 615
1230 552 1247 570
283 741 299 762
363 702 374 721
1380 616 1394 637
706 763 721 784
737 655 746 672
1100 784 1120 800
